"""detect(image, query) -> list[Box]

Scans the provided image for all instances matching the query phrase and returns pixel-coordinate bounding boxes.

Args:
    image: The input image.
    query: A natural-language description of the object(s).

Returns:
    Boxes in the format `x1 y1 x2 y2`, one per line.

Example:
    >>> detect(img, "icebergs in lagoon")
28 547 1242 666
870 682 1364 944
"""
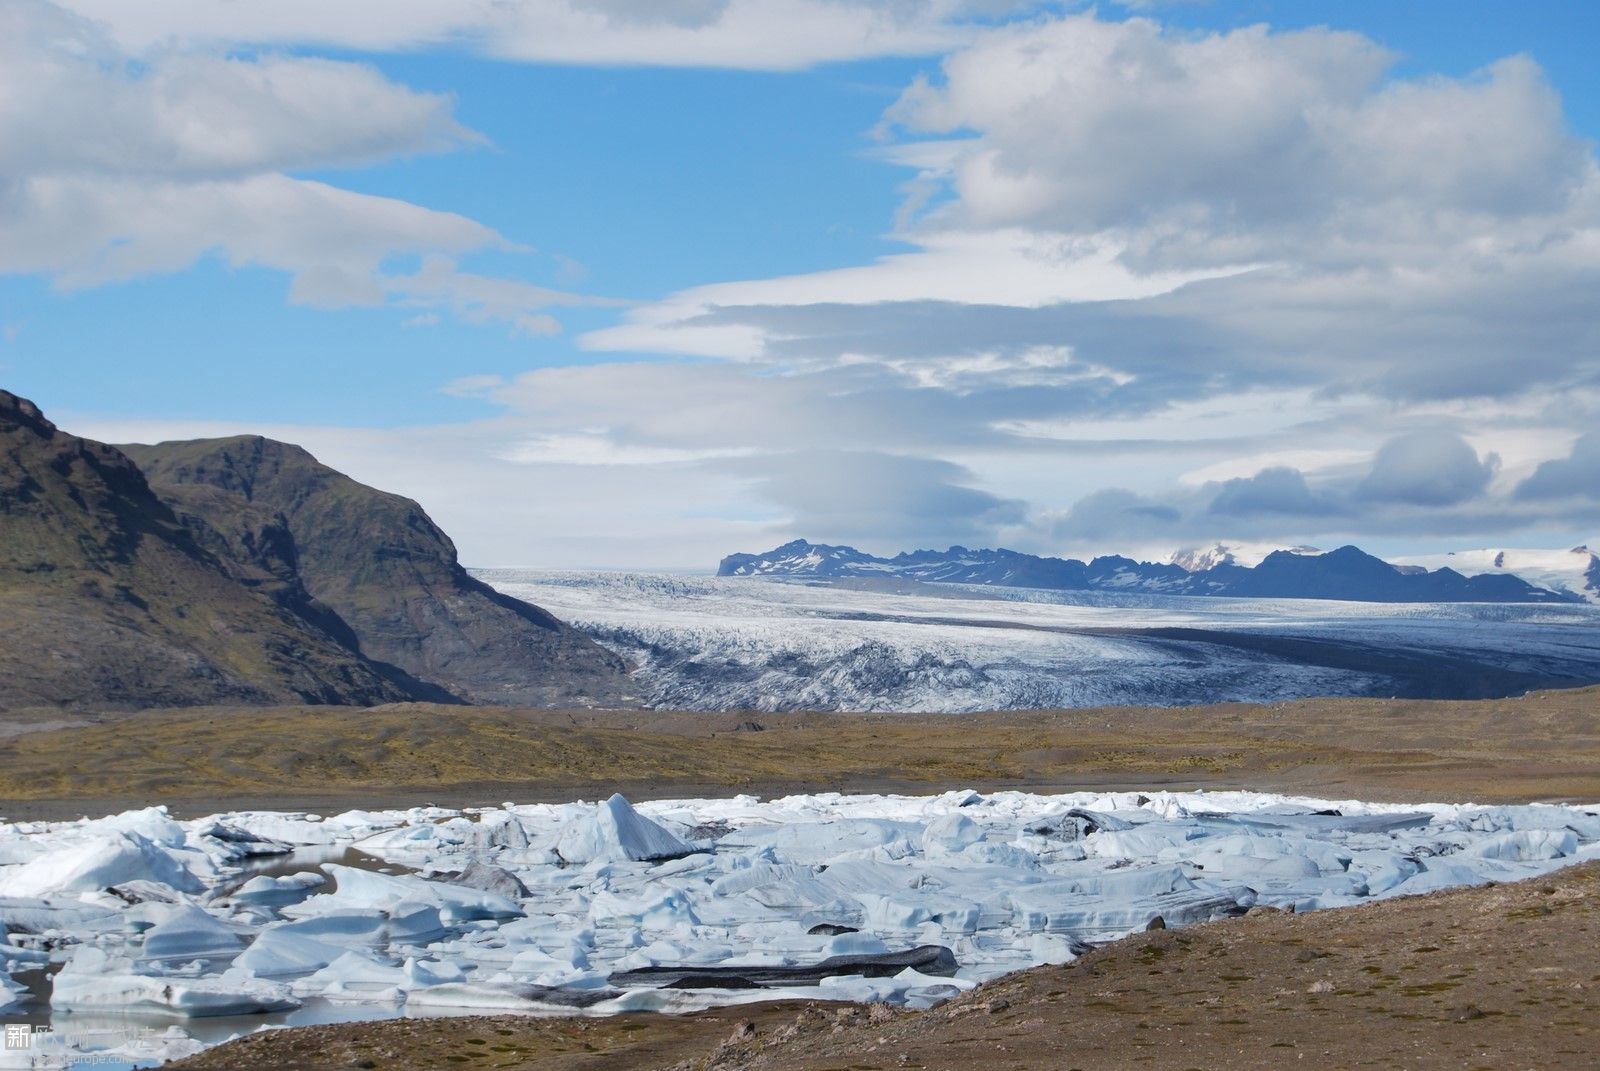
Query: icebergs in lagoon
0 788 1594 1060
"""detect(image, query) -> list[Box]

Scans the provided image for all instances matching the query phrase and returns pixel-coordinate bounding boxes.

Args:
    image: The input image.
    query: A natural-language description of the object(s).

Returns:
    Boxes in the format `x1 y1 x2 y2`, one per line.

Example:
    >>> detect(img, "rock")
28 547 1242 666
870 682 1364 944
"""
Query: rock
438 861 529 899
610 945 959 990
1146 916 1167 931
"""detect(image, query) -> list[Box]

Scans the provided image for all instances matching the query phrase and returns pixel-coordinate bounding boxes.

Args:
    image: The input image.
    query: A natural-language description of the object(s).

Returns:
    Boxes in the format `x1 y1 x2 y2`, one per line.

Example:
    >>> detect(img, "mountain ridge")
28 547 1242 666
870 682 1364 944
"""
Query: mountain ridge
121 434 633 707
0 390 416 710
718 538 1578 603
0 388 633 711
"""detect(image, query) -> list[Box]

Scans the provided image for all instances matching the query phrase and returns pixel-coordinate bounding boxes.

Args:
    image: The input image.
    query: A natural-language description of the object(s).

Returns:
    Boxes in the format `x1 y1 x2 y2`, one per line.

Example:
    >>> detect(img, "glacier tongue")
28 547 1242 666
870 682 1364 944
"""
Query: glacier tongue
0 789 1596 1064
476 570 1600 712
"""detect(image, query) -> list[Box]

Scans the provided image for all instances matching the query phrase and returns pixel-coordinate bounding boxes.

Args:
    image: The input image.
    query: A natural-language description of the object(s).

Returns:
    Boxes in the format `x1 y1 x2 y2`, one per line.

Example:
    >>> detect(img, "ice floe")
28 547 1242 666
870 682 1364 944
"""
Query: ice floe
0 789 1594 1065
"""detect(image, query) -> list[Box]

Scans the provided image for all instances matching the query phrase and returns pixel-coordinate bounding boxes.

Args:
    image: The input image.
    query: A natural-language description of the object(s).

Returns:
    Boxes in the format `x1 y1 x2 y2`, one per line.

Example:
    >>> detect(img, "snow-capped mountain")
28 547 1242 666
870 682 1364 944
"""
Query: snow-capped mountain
719 539 1577 604
1170 542 1324 572
1392 546 1600 604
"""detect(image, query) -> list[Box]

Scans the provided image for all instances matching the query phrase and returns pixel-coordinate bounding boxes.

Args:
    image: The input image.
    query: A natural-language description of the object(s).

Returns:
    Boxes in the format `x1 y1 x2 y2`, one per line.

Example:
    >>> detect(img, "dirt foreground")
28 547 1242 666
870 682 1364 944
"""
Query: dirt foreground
170 858 1600 1071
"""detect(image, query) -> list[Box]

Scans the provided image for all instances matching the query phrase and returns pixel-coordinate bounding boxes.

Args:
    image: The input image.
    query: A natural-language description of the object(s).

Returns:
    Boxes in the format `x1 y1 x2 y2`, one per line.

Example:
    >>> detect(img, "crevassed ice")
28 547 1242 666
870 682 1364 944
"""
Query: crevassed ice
0 790 1596 1066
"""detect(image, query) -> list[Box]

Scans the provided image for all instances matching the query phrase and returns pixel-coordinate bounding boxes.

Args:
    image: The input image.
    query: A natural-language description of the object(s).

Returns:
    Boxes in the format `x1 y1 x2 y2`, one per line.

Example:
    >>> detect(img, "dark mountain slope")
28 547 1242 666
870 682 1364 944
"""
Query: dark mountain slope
0 391 415 710
122 436 632 706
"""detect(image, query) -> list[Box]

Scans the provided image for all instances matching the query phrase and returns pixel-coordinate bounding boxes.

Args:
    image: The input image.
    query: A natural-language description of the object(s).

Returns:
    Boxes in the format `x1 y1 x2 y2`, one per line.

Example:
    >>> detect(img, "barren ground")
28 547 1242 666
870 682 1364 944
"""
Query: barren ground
2 685 1598 822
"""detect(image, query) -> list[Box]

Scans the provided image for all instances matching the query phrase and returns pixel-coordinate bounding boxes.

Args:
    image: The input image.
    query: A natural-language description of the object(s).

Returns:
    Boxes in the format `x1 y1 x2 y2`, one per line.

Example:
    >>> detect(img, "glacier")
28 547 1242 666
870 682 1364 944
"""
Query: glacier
475 570 1600 712
0 791 1596 1066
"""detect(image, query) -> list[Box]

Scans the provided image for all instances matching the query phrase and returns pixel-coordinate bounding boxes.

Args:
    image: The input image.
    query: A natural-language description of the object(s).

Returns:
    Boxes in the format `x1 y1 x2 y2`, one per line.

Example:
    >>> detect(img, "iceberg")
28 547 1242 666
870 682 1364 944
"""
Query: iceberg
555 794 695 864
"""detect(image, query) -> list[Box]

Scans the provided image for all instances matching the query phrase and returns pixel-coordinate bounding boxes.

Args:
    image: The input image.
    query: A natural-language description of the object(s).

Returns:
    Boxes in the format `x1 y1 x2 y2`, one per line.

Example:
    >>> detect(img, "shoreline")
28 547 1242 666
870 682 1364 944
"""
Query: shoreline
166 857 1600 1071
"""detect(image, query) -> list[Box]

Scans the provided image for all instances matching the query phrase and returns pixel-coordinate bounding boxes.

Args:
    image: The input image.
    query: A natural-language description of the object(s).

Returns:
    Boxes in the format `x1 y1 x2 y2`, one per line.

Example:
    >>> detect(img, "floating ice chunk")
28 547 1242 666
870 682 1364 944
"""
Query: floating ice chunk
189 820 293 863
1464 830 1577 861
434 861 529 899
1085 825 1199 860
590 888 701 929
90 1024 206 1066
0 968 27 1012
230 872 326 908
555 795 694 864
269 902 447 948
0 831 202 897
287 865 520 923
825 932 888 957
0 896 118 934
759 820 920 865
293 949 407 999
94 807 187 848
52 946 299 1017
922 814 982 855
141 905 245 961
1357 854 1424 896
235 925 350 977
404 982 548 1011
1028 933 1085 965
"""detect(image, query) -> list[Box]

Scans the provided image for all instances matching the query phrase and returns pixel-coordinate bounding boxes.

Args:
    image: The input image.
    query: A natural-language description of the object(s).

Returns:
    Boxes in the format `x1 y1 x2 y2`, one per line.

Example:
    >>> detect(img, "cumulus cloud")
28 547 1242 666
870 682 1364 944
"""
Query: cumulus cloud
1516 434 1600 501
1356 432 1498 506
0 0 593 332
720 450 1027 548
1207 467 1338 518
885 20 1590 251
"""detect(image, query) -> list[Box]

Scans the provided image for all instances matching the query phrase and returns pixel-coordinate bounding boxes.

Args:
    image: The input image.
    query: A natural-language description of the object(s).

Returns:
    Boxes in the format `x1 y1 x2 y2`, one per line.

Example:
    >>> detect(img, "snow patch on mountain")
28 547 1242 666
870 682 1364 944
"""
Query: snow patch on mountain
1393 546 1600 604
1170 542 1324 572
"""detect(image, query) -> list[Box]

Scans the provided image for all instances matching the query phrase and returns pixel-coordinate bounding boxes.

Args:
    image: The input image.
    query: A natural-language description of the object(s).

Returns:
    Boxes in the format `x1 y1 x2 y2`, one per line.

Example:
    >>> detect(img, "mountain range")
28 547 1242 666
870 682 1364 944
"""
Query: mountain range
0 390 630 711
718 539 1582 603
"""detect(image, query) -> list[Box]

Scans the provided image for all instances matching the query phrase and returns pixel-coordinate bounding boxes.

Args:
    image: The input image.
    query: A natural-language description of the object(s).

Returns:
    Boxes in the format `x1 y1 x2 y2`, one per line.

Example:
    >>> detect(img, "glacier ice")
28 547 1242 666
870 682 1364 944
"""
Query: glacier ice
0 789 1594 1065
477 570 1600 712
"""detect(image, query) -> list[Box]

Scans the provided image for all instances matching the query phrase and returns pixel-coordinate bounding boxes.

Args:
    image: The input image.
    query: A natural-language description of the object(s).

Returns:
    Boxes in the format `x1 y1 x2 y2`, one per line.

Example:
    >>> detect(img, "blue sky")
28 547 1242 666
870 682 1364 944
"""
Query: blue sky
4 1 1600 567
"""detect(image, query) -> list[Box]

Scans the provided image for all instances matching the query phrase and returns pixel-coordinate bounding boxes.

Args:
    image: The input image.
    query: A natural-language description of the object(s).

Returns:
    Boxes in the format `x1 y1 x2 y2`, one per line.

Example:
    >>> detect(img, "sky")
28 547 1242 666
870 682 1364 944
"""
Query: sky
3 0 1599 569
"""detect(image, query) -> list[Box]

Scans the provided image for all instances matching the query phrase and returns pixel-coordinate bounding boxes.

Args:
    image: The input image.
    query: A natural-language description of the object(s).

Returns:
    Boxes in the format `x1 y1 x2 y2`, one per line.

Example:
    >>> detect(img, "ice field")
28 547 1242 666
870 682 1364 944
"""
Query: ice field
1 790 1597 1067
479 571 1600 711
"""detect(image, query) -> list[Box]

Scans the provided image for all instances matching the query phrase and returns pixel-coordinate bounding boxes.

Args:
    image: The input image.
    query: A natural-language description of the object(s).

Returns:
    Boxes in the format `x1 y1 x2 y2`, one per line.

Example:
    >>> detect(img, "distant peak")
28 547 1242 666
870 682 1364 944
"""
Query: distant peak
0 389 56 437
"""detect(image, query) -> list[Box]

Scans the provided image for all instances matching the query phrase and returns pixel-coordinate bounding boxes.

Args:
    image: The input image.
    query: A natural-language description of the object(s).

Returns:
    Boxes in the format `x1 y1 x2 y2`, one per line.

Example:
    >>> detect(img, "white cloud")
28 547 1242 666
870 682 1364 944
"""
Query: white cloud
52 0 1023 71
0 0 597 334
0 3 478 180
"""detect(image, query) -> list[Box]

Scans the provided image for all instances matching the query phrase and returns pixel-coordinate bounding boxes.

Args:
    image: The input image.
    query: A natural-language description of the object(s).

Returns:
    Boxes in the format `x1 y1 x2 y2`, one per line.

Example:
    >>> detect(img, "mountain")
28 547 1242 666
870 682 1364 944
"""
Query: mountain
718 539 1578 603
0 390 416 710
1391 546 1600 605
121 435 632 706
